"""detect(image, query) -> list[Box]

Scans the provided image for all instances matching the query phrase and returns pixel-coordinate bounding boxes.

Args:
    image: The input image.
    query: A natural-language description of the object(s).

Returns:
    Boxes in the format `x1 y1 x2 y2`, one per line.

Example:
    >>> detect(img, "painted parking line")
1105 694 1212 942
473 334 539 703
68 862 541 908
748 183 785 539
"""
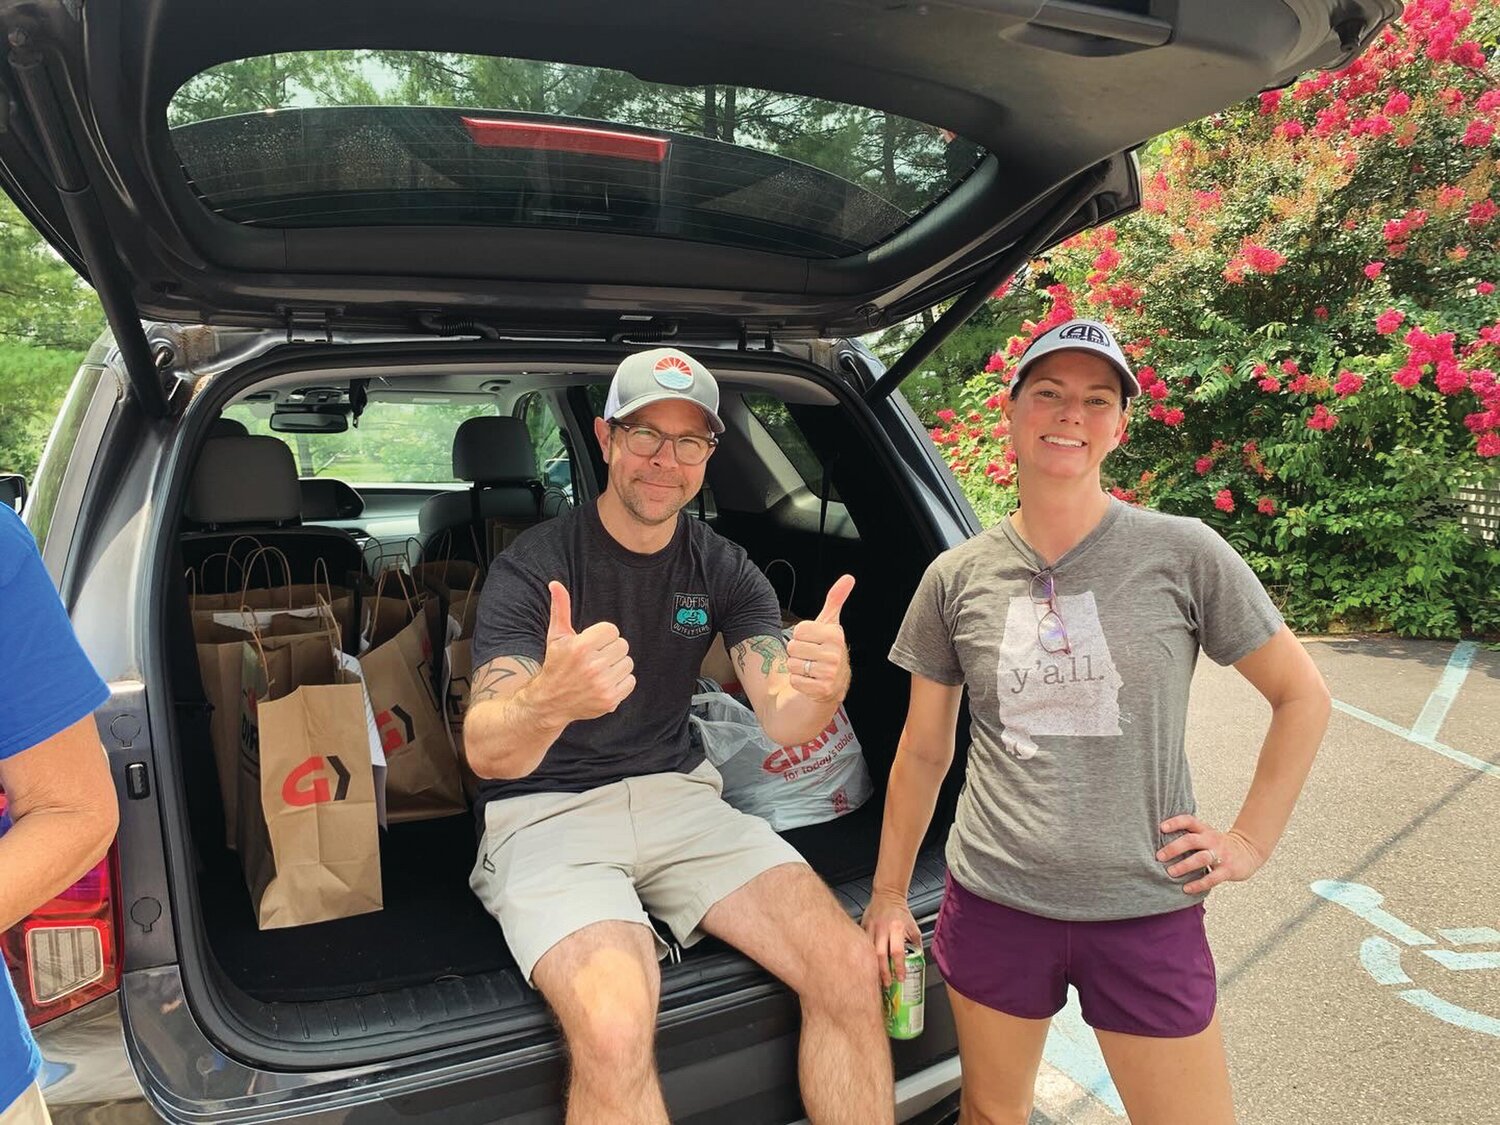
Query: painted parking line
1410 642 1477 741
1331 641 1497 778
1042 992 1125 1117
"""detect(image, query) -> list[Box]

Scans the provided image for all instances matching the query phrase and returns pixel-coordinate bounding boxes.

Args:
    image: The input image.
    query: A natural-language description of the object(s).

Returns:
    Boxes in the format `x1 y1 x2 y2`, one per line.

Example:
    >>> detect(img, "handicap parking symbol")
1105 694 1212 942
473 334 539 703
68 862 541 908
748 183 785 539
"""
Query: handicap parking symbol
1312 880 1500 1037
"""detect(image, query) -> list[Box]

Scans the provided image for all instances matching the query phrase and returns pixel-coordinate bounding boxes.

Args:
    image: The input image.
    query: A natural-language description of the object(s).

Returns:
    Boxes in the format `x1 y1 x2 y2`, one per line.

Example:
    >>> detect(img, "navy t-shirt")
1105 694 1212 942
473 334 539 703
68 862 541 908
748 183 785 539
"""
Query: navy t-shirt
0 506 109 1112
472 501 780 802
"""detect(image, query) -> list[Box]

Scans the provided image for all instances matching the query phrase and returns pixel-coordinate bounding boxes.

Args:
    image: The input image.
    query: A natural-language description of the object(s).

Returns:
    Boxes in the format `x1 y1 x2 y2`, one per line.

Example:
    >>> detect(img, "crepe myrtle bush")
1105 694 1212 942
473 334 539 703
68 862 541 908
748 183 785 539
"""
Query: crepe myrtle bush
931 0 1500 637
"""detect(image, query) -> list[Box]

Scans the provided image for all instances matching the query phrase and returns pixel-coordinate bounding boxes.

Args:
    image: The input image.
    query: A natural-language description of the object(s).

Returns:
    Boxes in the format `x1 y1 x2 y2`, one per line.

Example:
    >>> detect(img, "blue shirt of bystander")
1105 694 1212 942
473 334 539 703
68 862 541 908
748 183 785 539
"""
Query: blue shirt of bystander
0 505 109 1113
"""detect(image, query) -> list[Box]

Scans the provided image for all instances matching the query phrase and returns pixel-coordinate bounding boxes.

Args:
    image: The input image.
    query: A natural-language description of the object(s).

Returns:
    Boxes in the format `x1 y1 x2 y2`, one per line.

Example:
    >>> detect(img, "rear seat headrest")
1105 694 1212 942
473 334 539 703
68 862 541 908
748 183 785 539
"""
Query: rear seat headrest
185 436 302 526
209 416 249 437
453 416 538 483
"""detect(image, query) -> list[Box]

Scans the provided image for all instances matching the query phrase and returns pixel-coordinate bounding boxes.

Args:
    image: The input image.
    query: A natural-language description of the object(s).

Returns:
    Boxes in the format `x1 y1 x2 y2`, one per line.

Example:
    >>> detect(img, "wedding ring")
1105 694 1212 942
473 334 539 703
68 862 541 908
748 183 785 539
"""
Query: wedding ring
1206 849 1219 871
803 658 814 677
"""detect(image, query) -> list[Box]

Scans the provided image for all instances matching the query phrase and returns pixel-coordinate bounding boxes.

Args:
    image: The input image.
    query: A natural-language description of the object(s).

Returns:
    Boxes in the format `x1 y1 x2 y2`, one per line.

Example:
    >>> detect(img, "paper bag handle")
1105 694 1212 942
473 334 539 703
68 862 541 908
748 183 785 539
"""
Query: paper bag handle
238 544 295 607
764 558 797 614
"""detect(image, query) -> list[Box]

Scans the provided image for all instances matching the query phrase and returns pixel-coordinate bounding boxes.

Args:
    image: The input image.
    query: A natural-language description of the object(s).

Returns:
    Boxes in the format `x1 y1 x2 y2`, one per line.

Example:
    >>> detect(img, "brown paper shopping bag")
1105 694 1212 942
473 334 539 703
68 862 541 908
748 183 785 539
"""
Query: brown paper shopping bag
360 592 467 822
195 611 331 849
190 545 358 653
443 631 483 800
413 558 482 641
358 567 427 653
237 615 383 930
434 566 485 800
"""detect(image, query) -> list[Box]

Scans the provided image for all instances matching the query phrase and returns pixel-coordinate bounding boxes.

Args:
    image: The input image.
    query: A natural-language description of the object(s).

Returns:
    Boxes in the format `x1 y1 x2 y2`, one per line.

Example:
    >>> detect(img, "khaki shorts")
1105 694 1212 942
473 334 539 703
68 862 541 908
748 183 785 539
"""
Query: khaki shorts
0 1084 51 1125
470 760 806 983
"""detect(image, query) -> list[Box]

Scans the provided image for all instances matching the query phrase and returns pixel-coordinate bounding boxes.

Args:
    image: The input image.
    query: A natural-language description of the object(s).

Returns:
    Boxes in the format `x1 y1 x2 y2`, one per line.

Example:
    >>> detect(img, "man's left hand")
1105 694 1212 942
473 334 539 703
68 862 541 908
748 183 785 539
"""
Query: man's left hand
785 574 854 704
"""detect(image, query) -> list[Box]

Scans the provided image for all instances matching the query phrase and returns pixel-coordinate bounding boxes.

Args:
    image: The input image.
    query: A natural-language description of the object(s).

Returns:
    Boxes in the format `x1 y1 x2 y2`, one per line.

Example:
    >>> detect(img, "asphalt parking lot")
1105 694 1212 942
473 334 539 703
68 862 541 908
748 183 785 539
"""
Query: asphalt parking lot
1028 636 1500 1125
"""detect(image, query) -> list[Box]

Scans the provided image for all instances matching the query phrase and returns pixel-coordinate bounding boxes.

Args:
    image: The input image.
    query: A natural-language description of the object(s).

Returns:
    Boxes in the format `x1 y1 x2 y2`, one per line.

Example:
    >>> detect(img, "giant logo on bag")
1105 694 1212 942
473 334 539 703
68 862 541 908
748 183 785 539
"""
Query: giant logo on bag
762 707 855 775
376 705 415 753
283 755 352 806
671 593 711 638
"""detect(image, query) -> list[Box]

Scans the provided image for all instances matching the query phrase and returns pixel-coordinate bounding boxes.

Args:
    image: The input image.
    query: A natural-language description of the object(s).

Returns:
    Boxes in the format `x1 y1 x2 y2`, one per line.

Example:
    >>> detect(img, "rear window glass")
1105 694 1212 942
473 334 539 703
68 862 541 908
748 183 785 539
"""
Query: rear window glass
744 394 839 501
167 51 984 259
223 399 495 484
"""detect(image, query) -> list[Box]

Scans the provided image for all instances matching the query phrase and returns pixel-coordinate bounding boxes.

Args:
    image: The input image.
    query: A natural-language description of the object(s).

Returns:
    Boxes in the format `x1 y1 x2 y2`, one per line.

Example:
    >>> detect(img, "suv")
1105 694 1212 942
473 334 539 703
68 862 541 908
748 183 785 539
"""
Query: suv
1 2 1395 1121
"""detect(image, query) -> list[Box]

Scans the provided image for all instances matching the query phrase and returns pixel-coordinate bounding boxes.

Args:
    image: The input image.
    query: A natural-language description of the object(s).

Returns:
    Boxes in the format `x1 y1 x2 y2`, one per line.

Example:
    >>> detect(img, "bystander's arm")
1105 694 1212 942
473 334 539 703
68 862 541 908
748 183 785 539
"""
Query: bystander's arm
0 714 118 931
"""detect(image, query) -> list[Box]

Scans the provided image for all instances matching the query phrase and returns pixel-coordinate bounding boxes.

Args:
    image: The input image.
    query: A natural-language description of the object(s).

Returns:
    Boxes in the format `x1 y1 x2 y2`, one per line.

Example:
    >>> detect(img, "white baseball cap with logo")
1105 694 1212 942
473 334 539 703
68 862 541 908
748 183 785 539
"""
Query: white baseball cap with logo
604 347 725 434
1010 318 1141 399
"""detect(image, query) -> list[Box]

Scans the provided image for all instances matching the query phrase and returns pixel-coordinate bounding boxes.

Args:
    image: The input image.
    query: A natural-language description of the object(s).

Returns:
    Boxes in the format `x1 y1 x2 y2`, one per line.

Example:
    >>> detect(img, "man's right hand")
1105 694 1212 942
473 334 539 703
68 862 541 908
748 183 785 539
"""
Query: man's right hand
540 581 636 721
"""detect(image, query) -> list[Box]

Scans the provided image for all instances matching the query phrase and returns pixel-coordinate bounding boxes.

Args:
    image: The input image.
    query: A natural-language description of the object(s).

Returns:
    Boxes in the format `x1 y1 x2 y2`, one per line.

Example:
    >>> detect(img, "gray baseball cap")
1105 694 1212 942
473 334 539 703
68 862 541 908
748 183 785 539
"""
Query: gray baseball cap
1010 318 1141 399
604 347 724 434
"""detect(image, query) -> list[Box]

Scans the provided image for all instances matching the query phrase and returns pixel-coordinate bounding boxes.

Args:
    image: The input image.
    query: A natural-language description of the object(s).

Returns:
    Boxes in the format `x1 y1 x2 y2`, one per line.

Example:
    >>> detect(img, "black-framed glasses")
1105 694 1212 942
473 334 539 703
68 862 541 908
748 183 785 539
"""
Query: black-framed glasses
607 421 719 465
1029 570 1072 655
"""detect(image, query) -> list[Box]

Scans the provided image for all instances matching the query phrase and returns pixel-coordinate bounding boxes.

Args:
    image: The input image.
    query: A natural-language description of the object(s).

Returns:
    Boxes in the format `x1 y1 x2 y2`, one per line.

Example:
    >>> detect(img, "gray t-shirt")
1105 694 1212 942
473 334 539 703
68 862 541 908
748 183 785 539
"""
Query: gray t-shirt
473 501 781 803
889 500 1282 921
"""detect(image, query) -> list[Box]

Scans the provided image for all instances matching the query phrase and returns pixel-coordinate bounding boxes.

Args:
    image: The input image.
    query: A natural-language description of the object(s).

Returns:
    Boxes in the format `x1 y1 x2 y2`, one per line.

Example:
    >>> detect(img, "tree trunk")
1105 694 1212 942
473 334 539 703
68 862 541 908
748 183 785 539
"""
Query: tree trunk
702 85 718 140
883 113 899 193
722 86 737 143
294 434 314 477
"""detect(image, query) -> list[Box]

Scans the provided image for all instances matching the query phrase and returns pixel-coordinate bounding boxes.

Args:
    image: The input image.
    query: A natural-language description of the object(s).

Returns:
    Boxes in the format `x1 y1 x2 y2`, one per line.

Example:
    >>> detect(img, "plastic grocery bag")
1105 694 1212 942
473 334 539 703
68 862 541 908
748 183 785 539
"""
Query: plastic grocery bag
688 689 872 831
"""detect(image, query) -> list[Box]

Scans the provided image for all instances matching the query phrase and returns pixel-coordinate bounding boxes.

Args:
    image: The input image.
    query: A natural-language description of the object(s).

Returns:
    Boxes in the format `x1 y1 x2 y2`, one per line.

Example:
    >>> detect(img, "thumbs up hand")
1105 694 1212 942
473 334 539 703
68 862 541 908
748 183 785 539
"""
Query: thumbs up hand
541 581 636 721
785 574 855 704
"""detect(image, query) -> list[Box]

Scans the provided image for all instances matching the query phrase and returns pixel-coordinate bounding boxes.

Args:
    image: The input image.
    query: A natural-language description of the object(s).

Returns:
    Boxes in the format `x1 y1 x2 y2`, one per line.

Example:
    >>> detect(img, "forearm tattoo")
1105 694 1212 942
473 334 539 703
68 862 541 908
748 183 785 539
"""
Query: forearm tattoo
470 656 542 705
731 634 789 678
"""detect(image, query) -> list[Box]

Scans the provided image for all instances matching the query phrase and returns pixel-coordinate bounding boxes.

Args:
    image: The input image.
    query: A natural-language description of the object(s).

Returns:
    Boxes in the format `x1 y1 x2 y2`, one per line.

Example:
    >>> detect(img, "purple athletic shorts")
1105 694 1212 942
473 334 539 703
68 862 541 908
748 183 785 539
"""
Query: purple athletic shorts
932 873 1217 1038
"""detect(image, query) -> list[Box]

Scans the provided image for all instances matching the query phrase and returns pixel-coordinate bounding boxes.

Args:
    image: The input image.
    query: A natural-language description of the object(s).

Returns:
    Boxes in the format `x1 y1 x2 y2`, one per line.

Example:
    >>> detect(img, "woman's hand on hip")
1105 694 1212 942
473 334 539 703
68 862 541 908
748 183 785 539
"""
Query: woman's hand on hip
861 888 922 988
1158 813 1267 895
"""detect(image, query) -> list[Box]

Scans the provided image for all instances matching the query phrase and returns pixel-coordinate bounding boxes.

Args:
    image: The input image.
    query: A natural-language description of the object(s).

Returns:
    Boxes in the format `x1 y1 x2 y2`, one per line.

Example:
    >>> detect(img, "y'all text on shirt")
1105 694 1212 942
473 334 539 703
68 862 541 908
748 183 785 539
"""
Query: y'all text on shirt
1006 654 1107 694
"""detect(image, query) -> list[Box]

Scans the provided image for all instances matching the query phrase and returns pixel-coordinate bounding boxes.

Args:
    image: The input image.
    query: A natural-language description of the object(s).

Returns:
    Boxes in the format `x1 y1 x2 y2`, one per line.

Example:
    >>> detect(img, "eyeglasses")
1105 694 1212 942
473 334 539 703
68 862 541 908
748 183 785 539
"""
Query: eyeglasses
1029 570 1072 655
607 421 718 465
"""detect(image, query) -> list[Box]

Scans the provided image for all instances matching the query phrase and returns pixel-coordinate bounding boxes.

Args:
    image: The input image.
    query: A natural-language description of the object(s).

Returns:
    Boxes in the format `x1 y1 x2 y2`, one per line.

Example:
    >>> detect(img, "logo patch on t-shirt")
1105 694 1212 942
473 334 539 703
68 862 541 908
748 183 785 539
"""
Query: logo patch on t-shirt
671 593 711 638
993 590 1123 759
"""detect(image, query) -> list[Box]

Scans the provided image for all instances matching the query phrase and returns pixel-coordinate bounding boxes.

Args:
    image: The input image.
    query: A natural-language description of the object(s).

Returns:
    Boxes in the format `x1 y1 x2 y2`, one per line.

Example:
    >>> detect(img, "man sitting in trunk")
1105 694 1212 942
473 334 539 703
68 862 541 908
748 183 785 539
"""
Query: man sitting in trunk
463 348 891 1125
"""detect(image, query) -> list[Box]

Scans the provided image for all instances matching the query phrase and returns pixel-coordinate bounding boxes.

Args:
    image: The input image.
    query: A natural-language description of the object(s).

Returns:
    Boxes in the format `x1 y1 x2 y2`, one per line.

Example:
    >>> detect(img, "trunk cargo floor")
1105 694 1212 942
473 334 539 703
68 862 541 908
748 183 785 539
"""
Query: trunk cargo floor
198 800 899 1004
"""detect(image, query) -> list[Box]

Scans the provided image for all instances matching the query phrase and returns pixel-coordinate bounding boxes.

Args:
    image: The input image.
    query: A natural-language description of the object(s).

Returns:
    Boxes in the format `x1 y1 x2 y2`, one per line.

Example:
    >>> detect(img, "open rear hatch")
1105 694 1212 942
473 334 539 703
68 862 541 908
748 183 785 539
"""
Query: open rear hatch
0 0 1398 355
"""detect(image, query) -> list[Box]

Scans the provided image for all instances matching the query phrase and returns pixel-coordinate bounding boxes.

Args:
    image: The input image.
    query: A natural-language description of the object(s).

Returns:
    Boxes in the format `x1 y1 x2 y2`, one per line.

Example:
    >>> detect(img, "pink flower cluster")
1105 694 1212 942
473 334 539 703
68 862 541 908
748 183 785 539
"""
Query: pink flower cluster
1334 371 1366 397
1307 404 1340 431
1146 403 1185 427
1253 363 1282 393
1223 239 1287 283
1401 0 1483 68
1382 208 1428 254
1394 326 1461 392
1461 119 1494 147
1436 183 1468 210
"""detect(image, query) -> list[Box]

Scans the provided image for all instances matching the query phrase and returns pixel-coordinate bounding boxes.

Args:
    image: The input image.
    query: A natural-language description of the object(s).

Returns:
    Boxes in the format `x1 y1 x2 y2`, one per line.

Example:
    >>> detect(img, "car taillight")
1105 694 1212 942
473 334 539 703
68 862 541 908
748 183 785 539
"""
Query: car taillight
0 790 121 1027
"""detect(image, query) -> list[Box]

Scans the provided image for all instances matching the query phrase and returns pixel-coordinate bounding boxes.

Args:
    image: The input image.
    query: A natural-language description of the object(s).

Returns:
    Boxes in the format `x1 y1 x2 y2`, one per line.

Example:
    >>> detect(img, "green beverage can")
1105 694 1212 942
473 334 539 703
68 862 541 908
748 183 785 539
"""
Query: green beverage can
884 945 926 1040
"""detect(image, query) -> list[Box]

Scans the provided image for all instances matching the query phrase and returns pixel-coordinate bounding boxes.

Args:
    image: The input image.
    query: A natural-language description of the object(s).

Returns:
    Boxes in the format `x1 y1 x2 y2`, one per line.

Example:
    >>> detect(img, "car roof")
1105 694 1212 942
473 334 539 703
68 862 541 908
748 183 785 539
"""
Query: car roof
0 0 1399 339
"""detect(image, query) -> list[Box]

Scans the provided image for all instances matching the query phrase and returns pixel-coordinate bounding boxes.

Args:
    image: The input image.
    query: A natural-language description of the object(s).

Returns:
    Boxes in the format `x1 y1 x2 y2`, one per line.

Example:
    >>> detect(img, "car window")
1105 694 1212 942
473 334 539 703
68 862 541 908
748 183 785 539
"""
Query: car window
518 392 575 500
25 362 106 558
222 400 496 484
743 394 840 502
167 52 984 259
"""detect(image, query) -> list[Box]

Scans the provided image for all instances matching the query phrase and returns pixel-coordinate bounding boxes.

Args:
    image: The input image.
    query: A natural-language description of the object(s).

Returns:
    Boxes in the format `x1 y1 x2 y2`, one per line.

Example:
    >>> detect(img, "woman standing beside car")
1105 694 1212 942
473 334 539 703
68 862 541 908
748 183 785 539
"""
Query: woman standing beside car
863 318 1332 1124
